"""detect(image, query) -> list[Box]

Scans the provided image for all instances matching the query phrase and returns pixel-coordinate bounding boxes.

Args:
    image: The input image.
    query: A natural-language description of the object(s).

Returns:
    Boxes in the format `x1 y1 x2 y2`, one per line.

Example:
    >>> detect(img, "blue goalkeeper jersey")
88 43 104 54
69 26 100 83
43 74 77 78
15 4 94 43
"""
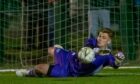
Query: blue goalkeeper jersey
49 38 117 77
90 54 117 75
49 48 82 77
50 48 117 77
82 37 118 75
84 37 98 48
73 37 117 76
70 53 117 76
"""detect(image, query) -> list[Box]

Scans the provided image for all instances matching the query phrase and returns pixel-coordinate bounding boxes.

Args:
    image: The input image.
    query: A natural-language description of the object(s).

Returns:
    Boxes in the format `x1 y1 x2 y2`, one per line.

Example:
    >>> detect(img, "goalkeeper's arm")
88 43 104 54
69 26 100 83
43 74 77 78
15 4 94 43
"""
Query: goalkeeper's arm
84 38 97 49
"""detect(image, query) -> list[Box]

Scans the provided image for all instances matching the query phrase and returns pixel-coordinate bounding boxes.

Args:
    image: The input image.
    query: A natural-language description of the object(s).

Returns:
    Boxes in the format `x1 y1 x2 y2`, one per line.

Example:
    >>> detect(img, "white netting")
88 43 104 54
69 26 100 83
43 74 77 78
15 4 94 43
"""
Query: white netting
0 0 140 69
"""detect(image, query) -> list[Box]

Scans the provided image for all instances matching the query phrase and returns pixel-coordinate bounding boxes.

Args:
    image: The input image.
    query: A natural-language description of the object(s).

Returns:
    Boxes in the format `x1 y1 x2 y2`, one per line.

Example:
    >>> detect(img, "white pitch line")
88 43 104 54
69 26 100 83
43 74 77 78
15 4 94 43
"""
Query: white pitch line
104 66 140 69
97 73 140 76
0 69 16 72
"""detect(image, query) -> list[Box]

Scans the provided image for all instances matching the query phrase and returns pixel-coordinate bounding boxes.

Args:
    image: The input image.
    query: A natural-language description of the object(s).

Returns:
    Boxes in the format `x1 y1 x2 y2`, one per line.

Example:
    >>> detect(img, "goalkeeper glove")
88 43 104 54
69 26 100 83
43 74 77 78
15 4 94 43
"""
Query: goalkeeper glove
93 48 111 55
114 52 125 66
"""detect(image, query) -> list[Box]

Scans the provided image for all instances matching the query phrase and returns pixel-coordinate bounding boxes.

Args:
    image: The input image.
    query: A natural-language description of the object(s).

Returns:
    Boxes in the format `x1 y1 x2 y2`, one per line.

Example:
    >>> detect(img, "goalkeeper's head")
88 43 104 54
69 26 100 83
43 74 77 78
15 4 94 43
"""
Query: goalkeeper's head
97 28 114 49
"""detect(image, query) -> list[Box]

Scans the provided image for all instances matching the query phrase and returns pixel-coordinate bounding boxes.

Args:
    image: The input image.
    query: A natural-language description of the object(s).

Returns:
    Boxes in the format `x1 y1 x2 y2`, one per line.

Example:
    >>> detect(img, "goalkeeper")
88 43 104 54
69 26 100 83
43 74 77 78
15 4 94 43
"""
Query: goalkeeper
16 28 125 77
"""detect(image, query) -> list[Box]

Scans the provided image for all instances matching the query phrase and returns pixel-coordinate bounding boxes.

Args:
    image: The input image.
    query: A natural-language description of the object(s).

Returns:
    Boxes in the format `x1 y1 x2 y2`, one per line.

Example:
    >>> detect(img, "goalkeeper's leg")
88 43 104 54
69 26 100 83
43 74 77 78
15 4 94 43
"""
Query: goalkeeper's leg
48 45 63 63
16 64 50 77
48 45 63 56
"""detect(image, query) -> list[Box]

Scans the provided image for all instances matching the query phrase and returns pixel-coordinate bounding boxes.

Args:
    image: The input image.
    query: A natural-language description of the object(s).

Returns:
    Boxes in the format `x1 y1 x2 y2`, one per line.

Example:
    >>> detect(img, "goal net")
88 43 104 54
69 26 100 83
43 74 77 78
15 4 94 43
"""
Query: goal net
0 0 139 69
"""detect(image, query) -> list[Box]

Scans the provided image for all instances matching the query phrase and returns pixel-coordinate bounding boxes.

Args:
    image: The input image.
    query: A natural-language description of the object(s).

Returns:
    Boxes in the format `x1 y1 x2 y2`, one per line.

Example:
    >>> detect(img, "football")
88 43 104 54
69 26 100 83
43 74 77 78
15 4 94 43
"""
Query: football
78 47 95 63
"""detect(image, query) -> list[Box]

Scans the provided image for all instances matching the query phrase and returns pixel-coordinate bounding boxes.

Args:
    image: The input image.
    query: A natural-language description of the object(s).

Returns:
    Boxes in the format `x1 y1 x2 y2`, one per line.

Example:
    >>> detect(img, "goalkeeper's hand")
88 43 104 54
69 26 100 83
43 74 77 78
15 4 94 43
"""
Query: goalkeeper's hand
114 52 125 66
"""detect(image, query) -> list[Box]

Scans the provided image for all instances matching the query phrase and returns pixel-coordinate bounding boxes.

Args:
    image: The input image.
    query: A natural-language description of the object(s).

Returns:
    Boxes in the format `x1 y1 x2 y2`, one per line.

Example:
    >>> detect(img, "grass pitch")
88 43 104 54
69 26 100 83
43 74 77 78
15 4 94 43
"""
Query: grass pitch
0 68 140 84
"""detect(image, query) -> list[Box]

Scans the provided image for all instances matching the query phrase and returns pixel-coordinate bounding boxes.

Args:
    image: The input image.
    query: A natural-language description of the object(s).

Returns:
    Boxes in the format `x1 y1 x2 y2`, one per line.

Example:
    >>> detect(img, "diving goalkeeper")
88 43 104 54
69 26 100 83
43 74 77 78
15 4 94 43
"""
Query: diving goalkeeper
16 28 125 77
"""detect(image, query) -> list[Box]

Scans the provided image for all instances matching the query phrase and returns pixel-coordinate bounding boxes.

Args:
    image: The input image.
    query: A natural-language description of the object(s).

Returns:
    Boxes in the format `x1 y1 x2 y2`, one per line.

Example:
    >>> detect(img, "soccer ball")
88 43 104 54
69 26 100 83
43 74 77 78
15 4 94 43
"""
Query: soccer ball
78 47 95 63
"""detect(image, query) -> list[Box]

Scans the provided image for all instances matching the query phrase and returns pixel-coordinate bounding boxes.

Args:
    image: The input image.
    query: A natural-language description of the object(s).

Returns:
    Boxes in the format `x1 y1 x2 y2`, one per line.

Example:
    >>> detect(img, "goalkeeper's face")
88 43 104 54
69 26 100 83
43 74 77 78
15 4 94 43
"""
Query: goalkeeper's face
97 32 111 49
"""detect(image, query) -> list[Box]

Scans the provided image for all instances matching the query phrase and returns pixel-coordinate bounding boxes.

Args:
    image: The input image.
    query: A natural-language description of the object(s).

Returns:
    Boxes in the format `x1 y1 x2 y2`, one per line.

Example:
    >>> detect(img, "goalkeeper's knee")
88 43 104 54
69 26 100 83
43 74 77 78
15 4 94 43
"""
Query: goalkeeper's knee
54 44 63 49
26 67 46 77
26 68 44 77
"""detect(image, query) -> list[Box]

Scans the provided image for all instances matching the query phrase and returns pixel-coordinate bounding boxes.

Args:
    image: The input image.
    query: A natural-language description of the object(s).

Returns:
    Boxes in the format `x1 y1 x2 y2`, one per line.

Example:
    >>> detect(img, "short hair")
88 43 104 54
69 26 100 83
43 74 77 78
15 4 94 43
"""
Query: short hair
98 28 114 39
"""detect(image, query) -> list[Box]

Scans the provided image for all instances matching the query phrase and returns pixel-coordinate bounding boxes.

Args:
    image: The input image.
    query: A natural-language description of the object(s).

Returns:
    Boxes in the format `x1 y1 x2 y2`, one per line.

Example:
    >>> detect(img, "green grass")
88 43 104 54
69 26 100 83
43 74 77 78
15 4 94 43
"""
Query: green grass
0 68 140 84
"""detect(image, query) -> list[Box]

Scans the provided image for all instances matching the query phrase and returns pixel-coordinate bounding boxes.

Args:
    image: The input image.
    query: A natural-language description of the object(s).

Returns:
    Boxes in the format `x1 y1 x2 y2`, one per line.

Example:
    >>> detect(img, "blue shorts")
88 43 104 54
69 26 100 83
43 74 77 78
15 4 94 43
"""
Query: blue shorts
49 48 71 77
